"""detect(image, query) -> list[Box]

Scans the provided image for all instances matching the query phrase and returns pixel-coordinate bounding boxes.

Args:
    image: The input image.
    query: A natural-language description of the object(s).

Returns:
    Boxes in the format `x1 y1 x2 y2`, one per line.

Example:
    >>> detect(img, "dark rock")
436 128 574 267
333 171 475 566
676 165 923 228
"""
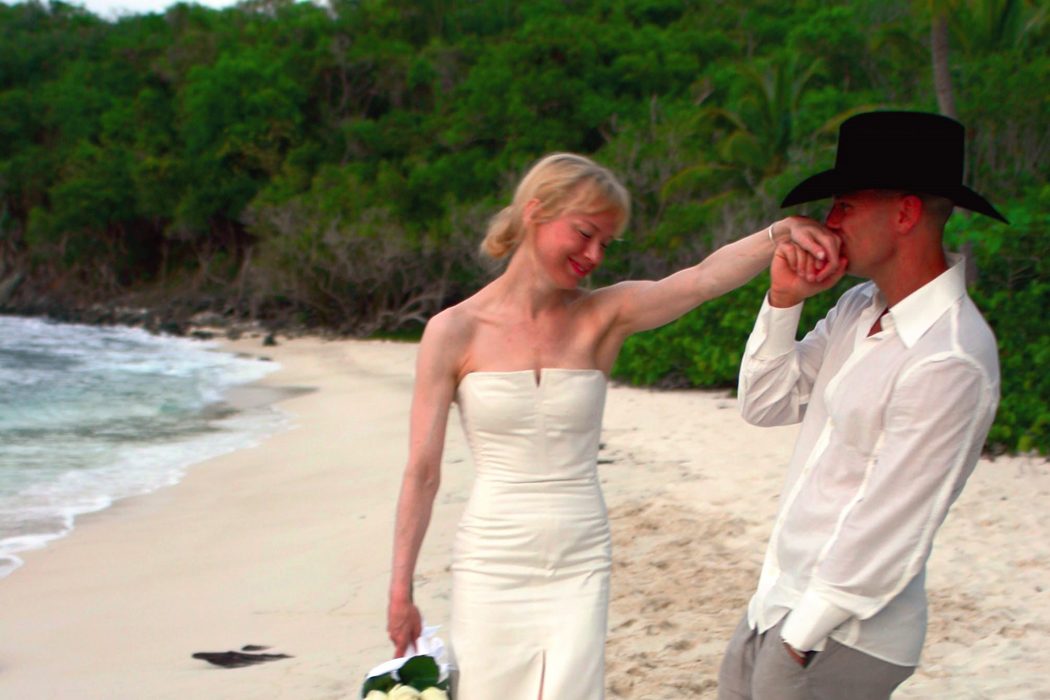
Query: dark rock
0 271 24 306
192 650 292 668
158 320 186 336
263 333 278 346
190 311 227 327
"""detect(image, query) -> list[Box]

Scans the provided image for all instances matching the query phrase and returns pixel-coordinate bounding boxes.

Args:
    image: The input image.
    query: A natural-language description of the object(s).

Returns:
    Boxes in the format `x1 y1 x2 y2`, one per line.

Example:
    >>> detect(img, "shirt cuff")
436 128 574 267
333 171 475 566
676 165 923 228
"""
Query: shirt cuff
780 589 852 652
752 293 804 359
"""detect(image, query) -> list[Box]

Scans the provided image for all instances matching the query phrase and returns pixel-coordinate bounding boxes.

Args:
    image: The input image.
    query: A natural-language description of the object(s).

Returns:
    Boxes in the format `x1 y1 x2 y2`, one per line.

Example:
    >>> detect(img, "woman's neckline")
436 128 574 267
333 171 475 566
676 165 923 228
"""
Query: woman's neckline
459 367 606 389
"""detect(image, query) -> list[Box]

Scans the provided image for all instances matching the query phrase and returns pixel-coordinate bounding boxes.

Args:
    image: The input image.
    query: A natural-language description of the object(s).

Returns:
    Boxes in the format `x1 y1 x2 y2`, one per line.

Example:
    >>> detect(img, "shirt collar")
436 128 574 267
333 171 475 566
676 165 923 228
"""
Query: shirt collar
884 253 967 348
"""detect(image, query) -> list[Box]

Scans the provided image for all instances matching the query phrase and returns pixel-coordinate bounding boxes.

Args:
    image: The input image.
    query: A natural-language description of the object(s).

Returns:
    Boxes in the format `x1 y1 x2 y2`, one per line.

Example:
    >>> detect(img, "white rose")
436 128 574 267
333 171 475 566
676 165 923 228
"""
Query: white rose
388 685 422 700
420 688 449 700
363 691 388 700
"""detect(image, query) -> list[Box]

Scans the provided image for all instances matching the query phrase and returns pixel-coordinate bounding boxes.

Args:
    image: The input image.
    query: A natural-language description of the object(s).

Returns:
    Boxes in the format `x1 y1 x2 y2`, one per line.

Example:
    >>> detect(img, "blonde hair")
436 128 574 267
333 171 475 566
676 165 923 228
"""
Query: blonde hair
481 153 631 260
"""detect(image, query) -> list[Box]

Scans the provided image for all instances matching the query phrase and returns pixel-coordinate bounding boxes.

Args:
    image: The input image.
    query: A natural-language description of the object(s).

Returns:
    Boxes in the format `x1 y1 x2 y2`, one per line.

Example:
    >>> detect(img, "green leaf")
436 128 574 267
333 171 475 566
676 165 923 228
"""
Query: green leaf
361 672 397 695
398 655 440 690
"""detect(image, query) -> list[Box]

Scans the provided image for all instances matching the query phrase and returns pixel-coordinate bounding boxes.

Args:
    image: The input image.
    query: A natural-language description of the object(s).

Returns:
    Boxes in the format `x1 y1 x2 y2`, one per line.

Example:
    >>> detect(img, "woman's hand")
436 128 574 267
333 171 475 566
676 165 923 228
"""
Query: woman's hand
388 596 423 657
769 217 847 308
777 215 842 284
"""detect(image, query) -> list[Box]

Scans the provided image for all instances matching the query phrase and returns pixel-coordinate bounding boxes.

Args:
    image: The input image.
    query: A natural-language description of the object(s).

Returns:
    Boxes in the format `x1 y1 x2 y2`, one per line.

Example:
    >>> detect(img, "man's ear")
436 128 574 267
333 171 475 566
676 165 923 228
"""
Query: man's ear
897 194 923 233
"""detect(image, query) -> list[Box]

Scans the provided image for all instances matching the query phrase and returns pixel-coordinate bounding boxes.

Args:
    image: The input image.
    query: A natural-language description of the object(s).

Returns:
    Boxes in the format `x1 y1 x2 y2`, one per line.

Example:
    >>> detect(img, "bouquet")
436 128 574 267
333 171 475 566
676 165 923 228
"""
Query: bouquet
361 625 452 700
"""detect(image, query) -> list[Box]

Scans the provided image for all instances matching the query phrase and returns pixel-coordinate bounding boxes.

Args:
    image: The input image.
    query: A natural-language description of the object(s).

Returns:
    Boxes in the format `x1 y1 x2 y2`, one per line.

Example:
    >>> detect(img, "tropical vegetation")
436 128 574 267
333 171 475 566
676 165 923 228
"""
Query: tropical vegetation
0 0 1046 452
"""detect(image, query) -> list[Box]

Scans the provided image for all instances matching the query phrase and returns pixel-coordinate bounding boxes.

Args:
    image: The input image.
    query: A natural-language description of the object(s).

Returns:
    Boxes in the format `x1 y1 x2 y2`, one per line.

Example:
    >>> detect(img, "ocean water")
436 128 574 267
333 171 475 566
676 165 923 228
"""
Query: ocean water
0 315 287 578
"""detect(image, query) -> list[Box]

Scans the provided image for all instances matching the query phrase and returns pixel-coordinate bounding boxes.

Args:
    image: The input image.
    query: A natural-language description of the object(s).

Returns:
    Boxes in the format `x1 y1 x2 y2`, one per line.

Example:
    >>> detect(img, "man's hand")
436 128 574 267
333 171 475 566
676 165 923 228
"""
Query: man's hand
779 216 842 280
782 640 817 668
770 217 847 308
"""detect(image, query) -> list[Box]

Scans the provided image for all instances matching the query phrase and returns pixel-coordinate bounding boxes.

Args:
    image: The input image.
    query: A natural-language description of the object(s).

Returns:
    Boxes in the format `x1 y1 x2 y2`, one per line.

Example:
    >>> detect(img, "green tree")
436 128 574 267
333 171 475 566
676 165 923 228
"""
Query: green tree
660 54 831 211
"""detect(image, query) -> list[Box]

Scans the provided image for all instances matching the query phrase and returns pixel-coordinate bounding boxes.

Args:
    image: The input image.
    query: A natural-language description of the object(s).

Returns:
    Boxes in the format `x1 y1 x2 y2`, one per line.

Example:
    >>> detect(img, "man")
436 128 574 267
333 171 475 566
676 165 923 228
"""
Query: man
718 111 1007 700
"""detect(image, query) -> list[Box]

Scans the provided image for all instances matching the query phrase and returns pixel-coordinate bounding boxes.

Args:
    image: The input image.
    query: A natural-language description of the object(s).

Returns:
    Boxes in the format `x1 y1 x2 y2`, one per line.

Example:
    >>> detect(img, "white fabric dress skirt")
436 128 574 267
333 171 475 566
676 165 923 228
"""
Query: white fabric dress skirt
451 369 611 700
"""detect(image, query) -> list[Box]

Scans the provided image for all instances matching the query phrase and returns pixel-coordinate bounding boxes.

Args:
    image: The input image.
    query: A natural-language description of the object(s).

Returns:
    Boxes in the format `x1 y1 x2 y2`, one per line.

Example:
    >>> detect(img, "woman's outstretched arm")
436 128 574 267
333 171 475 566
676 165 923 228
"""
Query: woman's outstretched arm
387 312 462 656
603 216 843 336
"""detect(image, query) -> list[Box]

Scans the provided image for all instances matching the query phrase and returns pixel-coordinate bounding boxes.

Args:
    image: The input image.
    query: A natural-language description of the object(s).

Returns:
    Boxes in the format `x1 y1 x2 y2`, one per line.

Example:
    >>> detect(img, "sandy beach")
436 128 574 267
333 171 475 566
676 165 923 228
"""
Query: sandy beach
0 336 1046 699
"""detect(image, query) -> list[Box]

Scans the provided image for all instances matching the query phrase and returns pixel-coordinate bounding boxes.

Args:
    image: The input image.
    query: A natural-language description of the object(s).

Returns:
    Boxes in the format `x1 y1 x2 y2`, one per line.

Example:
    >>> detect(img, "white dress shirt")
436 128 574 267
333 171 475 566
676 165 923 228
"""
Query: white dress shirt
738 254 1000 666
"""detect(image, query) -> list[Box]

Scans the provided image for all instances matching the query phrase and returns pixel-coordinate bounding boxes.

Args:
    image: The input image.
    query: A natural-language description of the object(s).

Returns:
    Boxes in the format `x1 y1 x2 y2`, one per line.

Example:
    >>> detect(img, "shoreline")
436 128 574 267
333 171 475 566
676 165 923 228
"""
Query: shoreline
0 336 1046 699
0 335 440 699
0 323 287 580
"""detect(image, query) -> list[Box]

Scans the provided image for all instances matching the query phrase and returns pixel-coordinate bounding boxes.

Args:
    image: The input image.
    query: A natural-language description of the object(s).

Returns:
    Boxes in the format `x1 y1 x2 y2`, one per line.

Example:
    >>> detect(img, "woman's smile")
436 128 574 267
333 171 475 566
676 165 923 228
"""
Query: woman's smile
569 258 591 277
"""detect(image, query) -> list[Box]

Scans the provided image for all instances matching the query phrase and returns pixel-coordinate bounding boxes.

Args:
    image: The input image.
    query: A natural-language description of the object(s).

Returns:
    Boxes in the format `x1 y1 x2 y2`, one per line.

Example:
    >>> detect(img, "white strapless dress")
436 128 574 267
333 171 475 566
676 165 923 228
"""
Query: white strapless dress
451 369 611 700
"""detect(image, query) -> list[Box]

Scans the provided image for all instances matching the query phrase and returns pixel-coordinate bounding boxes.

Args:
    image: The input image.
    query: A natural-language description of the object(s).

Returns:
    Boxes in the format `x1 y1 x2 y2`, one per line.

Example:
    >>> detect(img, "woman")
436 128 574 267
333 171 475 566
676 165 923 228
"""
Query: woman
387 153 839 699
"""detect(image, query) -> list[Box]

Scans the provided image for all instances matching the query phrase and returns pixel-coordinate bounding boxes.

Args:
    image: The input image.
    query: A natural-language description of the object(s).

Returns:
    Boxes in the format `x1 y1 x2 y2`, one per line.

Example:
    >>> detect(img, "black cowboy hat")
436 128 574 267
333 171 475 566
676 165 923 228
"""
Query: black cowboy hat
781 111 1007 223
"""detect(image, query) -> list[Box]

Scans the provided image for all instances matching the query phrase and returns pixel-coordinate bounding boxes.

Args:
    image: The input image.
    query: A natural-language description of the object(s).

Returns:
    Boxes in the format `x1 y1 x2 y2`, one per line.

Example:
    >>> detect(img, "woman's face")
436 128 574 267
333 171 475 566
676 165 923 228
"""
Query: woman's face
530 207 621 288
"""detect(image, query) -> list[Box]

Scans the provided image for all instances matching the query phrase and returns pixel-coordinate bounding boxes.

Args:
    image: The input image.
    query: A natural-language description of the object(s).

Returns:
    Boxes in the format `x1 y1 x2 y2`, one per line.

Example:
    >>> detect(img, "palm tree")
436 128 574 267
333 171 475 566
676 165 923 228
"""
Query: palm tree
931 3 958 117
951 0 1047 54
923 0 1045 117
660 55 857 209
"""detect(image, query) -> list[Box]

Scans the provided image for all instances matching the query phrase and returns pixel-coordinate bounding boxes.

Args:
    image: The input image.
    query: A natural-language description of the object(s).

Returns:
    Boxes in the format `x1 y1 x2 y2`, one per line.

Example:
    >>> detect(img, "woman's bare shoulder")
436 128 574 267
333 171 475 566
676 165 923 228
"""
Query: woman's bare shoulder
590 279 651 299
417 293 489 375
426 293 483 338
575 280 648 318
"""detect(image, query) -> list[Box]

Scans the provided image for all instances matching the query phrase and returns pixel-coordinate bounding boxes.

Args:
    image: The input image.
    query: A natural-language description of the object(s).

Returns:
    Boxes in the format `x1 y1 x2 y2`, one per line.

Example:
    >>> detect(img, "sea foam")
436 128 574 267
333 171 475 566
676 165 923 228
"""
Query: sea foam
0 316 287 578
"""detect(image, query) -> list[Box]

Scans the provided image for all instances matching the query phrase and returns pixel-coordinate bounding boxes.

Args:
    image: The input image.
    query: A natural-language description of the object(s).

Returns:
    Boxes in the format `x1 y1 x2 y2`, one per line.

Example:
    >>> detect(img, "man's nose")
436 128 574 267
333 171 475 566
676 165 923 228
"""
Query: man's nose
825 206 841 228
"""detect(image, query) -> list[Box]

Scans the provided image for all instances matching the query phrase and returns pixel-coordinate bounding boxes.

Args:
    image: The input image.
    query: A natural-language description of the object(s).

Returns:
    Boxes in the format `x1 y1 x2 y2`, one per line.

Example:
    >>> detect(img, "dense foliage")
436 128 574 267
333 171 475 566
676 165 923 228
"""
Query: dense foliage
1 0 1046 452
944 186 1050 454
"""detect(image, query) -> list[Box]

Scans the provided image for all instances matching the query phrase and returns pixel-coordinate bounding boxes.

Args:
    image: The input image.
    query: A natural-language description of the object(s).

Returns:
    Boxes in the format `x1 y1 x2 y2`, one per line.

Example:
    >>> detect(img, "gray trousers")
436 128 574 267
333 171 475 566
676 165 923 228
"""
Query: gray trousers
717 615 915 700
